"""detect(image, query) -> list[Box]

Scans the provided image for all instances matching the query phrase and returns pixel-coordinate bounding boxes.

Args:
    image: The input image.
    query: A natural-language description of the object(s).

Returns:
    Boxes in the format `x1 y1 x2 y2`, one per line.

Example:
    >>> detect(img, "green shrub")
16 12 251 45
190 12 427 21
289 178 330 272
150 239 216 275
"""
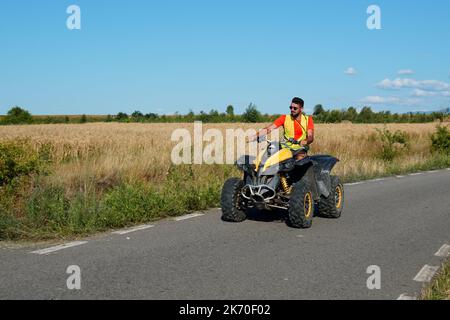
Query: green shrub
0 140 49 186
25 185 69 230
431 125 450 154
0 140 52 186
0 213 19 240
100 183 161 228
242 103 262 123
3 106 33 125
376 128 409 162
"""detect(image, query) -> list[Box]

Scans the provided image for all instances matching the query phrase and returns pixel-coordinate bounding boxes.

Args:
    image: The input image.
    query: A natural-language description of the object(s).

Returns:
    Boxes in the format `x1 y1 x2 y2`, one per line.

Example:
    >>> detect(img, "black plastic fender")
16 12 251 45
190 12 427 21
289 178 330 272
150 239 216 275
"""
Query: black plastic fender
295 155 339 199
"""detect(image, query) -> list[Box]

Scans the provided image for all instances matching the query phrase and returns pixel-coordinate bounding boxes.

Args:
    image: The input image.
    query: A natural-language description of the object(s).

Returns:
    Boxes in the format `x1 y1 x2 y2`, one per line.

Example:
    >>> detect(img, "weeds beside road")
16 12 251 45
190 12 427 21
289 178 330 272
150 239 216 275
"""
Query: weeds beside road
421 260 450 300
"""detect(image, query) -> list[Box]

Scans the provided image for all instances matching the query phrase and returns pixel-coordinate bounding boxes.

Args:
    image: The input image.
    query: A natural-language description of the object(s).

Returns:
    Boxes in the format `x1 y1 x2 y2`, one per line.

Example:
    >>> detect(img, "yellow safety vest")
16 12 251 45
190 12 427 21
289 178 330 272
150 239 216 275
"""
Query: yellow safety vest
283 114 309 150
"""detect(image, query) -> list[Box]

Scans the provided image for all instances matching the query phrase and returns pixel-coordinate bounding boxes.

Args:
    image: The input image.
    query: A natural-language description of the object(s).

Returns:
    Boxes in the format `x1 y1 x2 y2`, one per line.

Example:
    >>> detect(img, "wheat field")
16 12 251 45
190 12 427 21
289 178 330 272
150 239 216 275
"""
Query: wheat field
0 122 443 190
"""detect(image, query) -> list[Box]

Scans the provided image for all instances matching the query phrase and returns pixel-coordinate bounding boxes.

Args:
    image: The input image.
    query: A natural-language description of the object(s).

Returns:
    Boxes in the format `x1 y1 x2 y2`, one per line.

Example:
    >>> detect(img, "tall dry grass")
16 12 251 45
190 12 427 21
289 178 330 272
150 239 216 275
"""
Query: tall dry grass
0 122 442 191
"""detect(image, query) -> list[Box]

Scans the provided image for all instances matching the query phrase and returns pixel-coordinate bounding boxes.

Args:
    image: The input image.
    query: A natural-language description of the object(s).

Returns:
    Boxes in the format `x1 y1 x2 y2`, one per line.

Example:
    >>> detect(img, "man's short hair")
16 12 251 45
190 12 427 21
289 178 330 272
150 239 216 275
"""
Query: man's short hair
292 97 304 107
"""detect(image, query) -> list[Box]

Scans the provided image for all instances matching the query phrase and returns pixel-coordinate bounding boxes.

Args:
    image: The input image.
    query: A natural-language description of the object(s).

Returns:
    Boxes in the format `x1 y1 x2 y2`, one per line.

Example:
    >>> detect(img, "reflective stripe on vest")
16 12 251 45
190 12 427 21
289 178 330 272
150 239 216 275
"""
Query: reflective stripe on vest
283 114 309 150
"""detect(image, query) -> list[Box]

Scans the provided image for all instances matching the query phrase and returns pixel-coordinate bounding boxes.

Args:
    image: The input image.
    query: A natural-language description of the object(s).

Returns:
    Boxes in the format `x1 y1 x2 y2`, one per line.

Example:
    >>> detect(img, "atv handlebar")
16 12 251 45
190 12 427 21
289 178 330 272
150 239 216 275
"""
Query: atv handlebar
250 136 309 152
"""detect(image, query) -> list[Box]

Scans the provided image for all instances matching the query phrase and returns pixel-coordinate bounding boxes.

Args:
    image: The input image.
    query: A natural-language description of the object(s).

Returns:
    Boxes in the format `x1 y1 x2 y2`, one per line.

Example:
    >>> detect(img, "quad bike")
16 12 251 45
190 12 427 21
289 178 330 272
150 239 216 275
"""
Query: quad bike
220 137 344 228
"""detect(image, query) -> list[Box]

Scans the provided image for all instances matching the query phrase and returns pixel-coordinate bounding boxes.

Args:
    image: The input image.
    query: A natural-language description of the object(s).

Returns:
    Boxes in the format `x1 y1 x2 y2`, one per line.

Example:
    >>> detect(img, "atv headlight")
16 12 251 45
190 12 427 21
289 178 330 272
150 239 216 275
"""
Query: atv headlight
238 163 256 173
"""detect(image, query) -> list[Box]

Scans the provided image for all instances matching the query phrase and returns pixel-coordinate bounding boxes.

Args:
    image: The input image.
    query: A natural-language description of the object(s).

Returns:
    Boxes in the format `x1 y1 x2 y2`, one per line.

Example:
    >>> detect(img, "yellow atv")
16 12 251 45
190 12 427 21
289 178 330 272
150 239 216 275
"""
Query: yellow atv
221 138 344 228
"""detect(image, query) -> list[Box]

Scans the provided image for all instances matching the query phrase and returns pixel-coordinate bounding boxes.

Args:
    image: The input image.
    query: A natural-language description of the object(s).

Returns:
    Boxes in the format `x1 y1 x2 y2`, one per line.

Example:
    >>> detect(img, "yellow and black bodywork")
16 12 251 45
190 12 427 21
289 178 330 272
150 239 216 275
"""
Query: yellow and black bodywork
227 139 343 228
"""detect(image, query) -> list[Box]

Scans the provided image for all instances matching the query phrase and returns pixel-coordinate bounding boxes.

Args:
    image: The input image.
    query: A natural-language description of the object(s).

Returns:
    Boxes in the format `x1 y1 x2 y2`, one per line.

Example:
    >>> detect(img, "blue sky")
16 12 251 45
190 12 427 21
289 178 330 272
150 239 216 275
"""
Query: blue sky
1 0 449 115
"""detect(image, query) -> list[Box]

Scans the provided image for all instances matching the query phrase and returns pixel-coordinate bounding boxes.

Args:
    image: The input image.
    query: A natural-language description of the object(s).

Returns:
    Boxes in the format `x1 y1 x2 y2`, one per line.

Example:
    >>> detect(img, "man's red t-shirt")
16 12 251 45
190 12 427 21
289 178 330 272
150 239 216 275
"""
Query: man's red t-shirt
273 115 314 141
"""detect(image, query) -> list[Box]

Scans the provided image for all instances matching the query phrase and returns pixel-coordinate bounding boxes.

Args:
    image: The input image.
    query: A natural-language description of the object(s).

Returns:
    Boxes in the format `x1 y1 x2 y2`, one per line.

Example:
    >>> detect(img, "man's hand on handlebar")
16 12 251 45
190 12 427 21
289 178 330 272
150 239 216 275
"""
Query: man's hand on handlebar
288 138 309 147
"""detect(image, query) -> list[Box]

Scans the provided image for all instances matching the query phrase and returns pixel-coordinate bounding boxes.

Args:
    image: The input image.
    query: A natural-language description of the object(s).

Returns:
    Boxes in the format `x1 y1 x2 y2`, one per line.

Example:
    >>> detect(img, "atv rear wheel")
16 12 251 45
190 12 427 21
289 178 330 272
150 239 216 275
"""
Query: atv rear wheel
221 178 247 222
318 176 344 218
288 181 315 229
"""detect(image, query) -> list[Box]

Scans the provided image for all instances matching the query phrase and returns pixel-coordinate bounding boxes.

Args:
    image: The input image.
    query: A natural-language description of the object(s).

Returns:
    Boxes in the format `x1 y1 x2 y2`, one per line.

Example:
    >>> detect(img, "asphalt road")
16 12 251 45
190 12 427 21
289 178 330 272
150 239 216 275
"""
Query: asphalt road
1 169 449 300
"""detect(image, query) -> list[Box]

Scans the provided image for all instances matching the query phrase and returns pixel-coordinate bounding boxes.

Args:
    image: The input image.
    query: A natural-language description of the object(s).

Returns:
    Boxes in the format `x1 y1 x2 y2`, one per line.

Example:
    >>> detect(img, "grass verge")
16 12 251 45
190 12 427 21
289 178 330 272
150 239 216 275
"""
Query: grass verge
421 260 450 300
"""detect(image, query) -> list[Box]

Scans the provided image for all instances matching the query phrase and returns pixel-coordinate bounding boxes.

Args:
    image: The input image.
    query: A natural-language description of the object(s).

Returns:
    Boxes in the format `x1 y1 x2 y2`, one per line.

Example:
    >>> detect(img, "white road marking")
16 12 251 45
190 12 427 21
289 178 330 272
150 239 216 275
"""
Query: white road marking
435 244 450 258
397 294 417 300
31 241 88 255
174 213 205 221
112 225 154 235
345 182 364 186
343 170 445 187
413 265 440 283
297 235 304 238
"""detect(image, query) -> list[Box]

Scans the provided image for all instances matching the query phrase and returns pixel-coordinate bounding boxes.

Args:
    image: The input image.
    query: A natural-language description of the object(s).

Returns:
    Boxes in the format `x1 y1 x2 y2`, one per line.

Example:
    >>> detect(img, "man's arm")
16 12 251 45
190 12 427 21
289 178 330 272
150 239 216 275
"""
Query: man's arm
301 116 315 146
247 124 278 142
247 115 285 143
301 129 314 146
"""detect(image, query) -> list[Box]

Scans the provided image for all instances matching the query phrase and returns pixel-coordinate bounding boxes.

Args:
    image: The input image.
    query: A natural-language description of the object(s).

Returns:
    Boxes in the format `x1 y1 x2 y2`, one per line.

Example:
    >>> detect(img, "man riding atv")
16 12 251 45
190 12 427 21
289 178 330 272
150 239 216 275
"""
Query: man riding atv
247 97 314 161
221 97 343 229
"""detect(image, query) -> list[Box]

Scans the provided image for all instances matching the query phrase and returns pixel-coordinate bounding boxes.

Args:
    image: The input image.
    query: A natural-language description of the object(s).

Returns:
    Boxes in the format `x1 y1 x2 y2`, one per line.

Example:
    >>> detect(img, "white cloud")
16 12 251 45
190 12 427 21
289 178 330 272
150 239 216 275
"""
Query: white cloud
412 89 450 97
398 69 414 75
412 89 436 97
377 78 450 91
361 96 421 106
345 67 357 76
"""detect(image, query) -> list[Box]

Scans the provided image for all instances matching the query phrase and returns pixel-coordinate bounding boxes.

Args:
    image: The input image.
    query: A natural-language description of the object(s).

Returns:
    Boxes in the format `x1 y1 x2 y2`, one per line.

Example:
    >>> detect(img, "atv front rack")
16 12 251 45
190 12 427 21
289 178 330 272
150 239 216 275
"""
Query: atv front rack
241 185 276 202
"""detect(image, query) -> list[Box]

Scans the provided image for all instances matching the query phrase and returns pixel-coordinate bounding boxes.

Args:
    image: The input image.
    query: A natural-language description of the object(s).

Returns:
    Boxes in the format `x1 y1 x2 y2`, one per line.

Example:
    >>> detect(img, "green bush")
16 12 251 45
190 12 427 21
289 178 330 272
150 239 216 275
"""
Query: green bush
242 103 262 123
0 213 19 240
376 128 409 162
431 125 450 154
4 106 33 125
101 183 160 228
0 140 51 186
25 185 69 231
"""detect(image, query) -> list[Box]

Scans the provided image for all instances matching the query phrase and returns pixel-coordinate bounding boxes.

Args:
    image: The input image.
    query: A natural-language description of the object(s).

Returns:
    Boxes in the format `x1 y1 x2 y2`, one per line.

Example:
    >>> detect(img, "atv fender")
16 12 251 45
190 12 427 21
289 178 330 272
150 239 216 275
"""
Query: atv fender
295 155 339 199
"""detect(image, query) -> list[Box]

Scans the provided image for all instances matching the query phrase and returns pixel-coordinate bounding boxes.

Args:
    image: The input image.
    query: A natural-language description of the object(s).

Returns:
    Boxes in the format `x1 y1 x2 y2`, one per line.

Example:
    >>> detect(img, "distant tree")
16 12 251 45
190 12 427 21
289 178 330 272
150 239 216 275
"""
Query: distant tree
132 111 144 119
226 105 235 117
105 115 113 122
326 110 343 123
185 110 195 121
65 116 70 123
242 103 262 123
357 106 374 123
4 106 33 124
145 113 159 120
313 104 325 116
344 107 358 122
79 114 87 123
116 112 129 121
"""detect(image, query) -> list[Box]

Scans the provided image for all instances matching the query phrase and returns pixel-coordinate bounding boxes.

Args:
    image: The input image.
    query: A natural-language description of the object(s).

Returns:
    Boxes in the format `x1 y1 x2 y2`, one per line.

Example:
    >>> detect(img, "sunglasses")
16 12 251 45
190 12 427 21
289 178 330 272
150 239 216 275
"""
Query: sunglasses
290 106 301 110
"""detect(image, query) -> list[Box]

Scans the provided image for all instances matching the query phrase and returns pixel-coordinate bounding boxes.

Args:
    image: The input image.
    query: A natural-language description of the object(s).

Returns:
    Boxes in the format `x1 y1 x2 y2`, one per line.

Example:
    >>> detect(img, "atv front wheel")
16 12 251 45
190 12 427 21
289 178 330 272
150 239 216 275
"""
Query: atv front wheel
318 176 344 218
288 181 315 229
221 178 247 222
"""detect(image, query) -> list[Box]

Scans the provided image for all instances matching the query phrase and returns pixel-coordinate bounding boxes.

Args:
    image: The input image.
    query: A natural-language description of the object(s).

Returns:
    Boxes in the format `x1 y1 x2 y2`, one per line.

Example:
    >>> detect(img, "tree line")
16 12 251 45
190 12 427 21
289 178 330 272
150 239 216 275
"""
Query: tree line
1 105 448 125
